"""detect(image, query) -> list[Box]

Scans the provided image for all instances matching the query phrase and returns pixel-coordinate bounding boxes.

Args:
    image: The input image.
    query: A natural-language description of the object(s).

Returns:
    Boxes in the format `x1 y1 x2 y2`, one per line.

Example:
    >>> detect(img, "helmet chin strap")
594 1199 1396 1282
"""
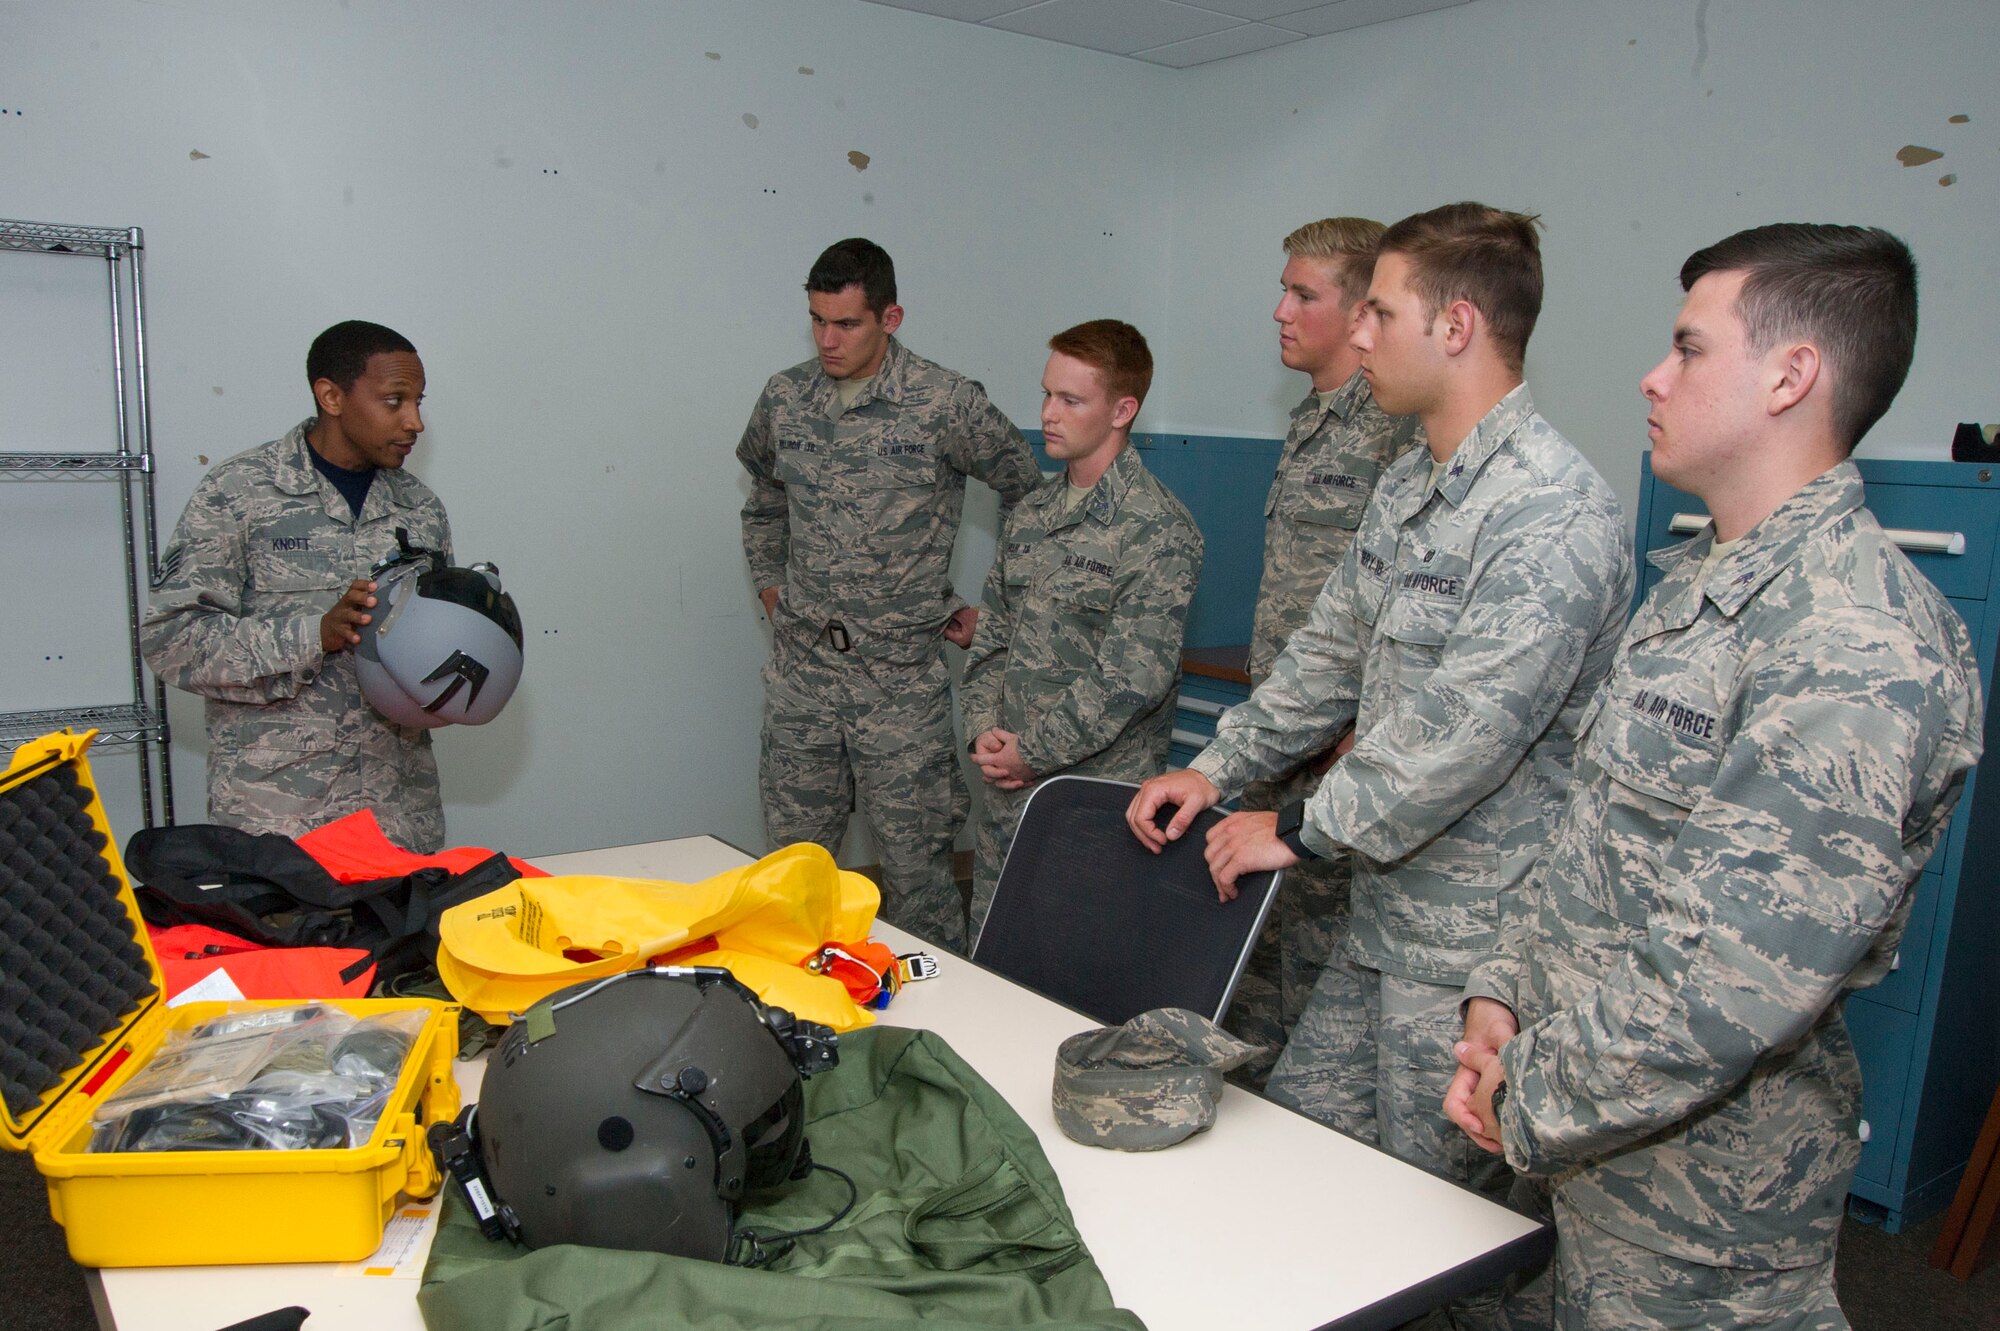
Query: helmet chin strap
369 525 446 580
368 528 443 642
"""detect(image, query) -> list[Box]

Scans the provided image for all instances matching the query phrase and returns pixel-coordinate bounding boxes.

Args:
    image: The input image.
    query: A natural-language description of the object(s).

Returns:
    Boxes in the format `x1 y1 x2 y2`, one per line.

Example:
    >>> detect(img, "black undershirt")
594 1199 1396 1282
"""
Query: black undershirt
309 438 376 518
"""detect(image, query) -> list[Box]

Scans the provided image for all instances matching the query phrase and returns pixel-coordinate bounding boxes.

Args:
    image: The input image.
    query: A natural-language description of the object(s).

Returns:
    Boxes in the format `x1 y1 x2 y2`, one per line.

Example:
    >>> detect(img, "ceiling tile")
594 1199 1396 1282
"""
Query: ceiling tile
1132 22 1306 67
1172 0 1319 20
1273 0 1470 39
858 1 1040 20
984 0 1239 56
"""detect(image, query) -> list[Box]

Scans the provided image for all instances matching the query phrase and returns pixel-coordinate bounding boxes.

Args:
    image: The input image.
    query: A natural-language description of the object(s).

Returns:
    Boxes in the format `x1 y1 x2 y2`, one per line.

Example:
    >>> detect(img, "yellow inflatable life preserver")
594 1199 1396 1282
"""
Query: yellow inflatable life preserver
436 843 882 1031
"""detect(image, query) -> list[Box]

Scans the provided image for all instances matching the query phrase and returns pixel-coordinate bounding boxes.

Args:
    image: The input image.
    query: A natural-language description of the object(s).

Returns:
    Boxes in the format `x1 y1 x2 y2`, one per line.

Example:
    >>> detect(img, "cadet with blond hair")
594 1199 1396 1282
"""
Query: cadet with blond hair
1226 216 1422 1099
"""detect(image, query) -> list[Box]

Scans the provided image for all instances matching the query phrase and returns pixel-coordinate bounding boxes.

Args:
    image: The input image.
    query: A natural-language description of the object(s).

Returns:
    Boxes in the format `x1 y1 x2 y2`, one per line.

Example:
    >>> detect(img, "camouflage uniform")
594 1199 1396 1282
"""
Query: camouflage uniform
1190 386 1631 1231
1469 463 1983 1328
738 337 1039 954
962 446 1202 932
1248 374 1424 683
142 421 452 852
1229 371 1421 1100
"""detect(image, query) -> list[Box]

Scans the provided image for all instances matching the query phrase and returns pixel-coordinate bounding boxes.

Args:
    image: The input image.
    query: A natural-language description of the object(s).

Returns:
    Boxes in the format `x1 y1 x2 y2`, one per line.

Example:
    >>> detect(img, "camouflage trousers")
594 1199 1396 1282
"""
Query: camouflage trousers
207 719 444 853
1270 966 1516 1329
967 780 1029 945
1223 766 1361 1095
1493 1187 1847 1331
759 632 971 954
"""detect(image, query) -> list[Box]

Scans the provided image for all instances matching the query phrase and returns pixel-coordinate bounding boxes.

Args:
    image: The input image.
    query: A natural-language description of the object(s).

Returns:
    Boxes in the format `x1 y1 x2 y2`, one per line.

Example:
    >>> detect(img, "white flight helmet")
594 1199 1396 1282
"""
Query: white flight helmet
354 529 523 729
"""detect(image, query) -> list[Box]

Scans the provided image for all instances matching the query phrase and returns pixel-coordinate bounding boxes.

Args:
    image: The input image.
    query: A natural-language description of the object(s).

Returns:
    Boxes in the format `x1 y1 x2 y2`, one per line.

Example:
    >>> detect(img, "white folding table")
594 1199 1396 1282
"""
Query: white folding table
88 836 1549 1331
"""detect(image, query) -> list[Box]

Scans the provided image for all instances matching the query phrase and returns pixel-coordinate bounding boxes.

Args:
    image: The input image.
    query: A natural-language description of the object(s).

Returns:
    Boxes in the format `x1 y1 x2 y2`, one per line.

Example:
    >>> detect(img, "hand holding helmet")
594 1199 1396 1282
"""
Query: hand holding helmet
319 579 378 654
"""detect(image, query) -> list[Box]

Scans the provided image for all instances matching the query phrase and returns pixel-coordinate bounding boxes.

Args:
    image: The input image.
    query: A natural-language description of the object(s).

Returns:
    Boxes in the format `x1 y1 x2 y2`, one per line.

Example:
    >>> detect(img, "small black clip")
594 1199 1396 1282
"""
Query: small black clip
727 1229 795 1269
826 620 852 652
428 1107 518 1243
370 526 446 579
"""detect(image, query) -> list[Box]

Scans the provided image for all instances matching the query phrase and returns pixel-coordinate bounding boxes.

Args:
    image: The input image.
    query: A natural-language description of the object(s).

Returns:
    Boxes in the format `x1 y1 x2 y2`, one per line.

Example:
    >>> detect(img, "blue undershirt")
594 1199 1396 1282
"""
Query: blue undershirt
308 437 376 519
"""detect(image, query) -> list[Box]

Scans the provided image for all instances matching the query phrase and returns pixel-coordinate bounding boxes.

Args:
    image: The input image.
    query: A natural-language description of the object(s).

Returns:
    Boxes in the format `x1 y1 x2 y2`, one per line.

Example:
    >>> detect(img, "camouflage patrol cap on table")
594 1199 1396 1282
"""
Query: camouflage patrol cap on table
1052 1008 1263 1151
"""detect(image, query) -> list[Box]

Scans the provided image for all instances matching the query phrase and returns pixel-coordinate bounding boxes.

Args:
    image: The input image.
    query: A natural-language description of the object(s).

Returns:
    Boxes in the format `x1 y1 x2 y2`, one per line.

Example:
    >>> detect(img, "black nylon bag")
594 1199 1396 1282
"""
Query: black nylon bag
124 824 521 988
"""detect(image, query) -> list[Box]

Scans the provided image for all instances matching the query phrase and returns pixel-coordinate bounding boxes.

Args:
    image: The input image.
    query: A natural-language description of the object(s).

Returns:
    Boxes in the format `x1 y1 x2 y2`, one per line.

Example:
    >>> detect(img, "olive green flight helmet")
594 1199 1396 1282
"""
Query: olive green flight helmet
466 967 838 1260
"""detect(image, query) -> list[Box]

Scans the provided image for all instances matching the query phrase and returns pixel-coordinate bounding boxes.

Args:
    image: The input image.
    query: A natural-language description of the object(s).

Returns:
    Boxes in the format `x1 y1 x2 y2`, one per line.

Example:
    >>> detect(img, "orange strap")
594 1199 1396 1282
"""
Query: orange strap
804 939 900 1003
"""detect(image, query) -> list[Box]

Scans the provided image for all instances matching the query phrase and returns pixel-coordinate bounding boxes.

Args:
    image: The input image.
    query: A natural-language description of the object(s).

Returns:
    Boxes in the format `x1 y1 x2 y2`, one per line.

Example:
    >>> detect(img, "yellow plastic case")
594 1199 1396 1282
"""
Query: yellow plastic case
0 730 461 1267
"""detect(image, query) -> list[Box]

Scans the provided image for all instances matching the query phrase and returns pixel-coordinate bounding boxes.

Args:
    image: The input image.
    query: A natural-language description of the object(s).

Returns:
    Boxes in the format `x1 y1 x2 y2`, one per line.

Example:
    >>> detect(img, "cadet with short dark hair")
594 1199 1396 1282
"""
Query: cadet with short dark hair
738 239 1040 953
1449 223 1982 1330
1128 202 1633 1329
1225 216 1423 1101
143 320 454 851
963 320 1201 930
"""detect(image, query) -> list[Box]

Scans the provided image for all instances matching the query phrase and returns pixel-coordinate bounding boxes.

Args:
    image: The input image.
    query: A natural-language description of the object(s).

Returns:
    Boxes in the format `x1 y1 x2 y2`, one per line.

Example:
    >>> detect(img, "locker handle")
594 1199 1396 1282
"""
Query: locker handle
1178 695 1228 718
1668 513 1965 555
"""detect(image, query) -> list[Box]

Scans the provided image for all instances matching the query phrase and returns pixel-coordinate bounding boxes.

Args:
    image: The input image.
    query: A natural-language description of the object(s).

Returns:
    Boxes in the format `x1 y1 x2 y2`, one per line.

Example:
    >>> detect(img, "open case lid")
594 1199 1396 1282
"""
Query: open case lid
0 730 165 1154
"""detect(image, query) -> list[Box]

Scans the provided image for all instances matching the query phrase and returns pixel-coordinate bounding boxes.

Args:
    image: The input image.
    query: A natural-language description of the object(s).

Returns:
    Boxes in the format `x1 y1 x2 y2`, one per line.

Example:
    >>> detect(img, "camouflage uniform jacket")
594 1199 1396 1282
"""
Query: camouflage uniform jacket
1250 371 1421 682
141 421 453 851
1190 386 1633 984
962 445 1202 780
737 337 1039 666
1470 462 1983 1267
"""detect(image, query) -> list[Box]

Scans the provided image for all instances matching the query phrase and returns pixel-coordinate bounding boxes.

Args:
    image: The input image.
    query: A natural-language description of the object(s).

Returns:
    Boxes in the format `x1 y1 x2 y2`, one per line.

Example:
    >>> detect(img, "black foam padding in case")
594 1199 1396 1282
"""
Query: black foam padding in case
0 762 157 1122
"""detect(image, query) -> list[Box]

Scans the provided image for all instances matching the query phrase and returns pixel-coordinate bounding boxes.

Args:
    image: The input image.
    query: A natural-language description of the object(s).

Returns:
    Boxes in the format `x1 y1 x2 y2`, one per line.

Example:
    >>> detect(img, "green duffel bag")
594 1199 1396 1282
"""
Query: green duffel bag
419 1026 1147 1331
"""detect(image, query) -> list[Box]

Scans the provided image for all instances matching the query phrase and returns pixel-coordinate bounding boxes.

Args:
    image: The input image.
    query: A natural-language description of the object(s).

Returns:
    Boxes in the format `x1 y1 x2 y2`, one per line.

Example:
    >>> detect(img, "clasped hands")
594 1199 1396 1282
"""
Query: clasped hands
1444 996 1519 1155
970 729 1032 789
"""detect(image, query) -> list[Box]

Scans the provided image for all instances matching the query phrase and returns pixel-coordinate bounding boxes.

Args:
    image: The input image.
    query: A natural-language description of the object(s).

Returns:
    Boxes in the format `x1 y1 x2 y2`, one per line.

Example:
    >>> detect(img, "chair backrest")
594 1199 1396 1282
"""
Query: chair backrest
971 775 1280 1027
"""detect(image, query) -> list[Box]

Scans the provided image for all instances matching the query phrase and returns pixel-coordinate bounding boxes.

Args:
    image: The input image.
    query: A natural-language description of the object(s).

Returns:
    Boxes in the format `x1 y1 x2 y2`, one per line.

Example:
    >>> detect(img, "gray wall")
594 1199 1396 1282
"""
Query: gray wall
5 0 1995 855
1151 0 2000 524
1 0 1174 850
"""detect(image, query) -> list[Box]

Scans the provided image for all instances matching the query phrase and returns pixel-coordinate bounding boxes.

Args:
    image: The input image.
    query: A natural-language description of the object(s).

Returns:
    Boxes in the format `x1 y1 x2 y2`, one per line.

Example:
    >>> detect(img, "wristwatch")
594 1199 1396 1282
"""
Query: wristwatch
1275 800 1320 860
1490 1080 1509 1118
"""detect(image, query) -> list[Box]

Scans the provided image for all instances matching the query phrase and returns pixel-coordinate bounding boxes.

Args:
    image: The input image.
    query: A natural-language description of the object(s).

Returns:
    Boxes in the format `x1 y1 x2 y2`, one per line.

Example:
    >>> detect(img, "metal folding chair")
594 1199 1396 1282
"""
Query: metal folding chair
970 775 1280 1026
